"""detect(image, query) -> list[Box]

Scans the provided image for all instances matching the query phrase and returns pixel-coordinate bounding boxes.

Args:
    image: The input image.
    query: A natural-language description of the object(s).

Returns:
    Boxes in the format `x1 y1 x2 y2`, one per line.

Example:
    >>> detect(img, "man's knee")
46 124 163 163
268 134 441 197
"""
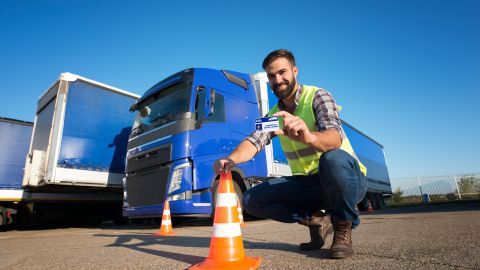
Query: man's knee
320 149 352 172
242 189 258 215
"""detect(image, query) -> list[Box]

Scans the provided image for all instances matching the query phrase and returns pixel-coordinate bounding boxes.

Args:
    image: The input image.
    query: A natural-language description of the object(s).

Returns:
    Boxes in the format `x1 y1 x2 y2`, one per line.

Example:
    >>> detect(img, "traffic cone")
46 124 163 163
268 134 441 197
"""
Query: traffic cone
189 172 261 270
154 200 175 236
367 200 374 212
237 196 246 228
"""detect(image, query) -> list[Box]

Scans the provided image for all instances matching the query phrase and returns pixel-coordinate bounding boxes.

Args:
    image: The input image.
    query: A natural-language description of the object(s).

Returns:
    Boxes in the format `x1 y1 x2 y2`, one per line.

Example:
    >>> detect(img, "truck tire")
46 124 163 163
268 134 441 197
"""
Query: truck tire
376 193 385 209
0 210 5 226
370 193 383 210
211 178 243 219
357 194 369 212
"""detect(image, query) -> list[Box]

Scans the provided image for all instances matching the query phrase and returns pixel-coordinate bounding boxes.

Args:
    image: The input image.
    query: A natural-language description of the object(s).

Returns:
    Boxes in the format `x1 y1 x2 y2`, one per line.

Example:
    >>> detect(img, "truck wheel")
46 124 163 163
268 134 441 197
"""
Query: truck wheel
373 194 379 209
211 179 243 219
0 211 5 226
357 194 369 212
375 193 384 209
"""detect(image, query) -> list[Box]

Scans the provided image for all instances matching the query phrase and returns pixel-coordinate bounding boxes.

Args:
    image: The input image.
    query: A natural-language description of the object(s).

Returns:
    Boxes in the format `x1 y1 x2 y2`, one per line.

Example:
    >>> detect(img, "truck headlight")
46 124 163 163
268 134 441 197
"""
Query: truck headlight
168 162 191 194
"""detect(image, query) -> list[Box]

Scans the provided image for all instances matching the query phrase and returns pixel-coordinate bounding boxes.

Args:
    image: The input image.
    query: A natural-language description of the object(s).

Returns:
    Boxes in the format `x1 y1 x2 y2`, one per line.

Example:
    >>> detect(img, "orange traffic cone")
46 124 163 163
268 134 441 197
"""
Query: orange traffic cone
154 200 176 236
367 200 374 212
237 196 246 228
189 172 261 270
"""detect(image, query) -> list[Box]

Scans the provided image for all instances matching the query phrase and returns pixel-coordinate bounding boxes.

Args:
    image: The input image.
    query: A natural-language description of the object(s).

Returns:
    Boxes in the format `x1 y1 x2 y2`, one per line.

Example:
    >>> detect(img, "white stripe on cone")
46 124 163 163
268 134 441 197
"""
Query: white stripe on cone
216 193 237 207
163 210 171 215
212 222 242 237
161 219 172 225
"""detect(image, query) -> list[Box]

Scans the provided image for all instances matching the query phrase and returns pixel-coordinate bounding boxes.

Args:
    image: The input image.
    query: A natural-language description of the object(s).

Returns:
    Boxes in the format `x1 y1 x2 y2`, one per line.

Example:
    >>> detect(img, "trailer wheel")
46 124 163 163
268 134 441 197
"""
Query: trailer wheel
375 193 385 209
0 210 5 226
357 194 369 212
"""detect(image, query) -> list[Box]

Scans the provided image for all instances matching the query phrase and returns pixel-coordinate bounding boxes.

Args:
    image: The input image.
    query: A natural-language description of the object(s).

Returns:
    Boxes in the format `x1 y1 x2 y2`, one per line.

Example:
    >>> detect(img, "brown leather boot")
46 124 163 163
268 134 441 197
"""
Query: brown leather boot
298 214 333 251
330 220 353 259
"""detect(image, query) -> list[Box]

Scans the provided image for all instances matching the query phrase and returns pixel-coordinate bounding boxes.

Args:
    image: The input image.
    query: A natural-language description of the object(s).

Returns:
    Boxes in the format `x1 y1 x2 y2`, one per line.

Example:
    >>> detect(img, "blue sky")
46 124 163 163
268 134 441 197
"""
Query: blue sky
1 0 479 179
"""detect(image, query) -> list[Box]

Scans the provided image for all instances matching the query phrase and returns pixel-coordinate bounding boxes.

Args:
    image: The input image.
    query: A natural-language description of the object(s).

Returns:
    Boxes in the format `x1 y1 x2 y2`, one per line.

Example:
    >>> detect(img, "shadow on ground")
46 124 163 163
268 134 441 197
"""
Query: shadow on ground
95 230 332 267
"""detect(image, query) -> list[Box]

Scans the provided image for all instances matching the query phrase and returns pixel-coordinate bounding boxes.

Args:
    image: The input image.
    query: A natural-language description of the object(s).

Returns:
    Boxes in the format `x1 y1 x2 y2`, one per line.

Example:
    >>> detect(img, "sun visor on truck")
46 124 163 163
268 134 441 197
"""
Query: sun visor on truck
134 69 194 107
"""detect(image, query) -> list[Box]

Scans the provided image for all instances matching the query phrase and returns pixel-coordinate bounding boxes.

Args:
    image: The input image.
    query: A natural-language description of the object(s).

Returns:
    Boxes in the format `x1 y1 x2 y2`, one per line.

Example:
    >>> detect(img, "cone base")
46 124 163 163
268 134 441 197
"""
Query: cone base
153 231 176 236
189 256 261 270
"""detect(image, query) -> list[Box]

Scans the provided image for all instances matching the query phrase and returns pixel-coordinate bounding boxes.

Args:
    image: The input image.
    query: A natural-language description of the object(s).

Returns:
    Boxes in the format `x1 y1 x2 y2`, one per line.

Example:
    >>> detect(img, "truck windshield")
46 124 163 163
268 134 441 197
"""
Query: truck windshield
131 83 191 136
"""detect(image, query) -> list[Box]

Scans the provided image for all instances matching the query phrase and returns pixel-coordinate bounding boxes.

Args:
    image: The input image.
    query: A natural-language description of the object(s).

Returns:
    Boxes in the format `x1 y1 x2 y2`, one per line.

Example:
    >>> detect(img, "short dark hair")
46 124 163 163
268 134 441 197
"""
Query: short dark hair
262 49 296 69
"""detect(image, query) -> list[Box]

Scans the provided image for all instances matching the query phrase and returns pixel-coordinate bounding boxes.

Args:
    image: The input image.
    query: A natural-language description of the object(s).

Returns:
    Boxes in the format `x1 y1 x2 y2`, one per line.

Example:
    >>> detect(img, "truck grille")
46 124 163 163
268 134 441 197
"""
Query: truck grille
125 164 170 207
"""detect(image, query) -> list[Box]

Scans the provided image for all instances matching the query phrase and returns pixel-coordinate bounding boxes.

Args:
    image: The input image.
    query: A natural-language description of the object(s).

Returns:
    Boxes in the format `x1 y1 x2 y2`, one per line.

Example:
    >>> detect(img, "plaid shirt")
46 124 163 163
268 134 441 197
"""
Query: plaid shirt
246 85 343 152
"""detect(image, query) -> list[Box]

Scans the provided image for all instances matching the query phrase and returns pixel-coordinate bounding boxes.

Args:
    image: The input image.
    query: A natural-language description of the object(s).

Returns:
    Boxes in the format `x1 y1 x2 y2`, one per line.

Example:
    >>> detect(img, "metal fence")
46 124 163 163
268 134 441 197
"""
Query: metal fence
390 173 480 203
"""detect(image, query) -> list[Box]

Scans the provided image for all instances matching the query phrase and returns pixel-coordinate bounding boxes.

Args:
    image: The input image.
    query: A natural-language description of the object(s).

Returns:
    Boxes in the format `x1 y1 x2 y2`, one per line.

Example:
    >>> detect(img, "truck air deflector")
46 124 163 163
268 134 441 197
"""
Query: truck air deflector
222 70 248 90
136 69 194 105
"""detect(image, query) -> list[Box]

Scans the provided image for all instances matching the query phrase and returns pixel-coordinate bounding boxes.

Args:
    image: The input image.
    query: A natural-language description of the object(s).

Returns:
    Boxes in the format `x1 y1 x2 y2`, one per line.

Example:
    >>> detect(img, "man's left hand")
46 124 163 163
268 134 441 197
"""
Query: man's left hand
273 111 315 145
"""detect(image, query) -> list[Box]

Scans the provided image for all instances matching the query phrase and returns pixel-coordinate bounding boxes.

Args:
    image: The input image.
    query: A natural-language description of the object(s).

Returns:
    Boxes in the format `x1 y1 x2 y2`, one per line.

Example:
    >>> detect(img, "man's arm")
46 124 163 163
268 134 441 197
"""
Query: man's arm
213 116 273 175
307 129 342 152
213 140 259 175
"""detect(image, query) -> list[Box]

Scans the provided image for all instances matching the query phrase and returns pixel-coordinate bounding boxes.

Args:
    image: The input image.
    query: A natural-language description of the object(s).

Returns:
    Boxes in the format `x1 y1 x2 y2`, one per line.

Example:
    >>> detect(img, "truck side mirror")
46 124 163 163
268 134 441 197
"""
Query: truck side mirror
195 87 215 129
205 88 215 118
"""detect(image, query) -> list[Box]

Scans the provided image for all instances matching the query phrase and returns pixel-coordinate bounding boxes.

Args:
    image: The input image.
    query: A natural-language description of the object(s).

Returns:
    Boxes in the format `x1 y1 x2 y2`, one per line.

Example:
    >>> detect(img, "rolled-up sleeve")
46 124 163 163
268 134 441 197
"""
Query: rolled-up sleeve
245 130 274 153
312 88 344 138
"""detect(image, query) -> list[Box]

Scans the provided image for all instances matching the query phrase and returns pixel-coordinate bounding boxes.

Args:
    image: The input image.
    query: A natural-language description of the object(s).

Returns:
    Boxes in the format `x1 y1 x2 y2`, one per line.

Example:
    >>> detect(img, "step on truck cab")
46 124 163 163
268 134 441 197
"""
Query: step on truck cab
123 68 391 219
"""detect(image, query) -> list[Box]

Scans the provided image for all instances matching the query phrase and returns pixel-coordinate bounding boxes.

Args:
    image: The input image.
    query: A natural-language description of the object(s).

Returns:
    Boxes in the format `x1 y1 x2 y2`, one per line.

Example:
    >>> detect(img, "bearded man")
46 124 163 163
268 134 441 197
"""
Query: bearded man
213 49 367 259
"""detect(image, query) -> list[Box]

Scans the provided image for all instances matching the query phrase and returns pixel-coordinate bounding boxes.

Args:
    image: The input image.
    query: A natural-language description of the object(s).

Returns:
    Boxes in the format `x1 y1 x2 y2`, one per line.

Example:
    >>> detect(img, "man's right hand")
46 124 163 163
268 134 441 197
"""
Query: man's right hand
213 157 236 175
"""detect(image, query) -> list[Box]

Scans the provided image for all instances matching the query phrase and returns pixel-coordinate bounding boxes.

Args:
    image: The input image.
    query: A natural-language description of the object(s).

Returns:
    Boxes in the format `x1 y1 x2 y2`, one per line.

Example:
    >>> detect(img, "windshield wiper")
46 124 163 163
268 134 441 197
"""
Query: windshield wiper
131 122 146 136
150 113 175 129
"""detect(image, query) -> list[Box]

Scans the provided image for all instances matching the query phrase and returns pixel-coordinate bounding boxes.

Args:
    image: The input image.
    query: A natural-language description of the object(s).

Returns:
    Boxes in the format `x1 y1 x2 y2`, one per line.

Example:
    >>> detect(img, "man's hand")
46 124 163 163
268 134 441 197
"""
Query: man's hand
273 111 315 145
213 157 236 175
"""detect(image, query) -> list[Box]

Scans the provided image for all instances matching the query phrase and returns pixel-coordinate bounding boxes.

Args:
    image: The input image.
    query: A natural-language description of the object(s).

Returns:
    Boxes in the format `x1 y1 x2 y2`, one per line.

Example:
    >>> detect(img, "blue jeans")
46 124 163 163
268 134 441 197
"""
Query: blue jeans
243 149 367 228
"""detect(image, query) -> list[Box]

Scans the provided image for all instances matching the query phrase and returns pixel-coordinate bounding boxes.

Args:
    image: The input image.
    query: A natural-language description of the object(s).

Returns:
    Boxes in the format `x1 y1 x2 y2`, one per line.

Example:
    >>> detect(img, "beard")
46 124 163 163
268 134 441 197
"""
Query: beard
271 76 297 99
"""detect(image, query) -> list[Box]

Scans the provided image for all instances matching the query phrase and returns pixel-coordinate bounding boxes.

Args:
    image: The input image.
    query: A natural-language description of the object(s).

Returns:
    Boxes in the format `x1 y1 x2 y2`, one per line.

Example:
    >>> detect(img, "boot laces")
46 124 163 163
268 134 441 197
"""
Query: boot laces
334 225 351 245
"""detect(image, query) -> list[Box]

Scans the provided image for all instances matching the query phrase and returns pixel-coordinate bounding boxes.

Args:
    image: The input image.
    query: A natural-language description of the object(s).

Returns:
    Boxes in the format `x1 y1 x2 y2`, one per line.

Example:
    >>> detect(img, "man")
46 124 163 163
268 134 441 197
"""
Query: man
213 49 367 259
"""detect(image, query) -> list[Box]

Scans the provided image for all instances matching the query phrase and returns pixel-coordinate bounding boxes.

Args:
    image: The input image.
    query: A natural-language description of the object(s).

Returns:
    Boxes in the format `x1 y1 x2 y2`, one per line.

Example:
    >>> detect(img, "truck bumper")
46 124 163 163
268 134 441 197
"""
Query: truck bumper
123 199 212 218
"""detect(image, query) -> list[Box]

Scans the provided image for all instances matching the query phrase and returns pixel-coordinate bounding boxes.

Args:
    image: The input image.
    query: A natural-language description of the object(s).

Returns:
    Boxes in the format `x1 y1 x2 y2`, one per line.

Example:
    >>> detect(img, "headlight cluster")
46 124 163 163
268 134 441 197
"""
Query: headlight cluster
168 167 183 194
168 162 191 194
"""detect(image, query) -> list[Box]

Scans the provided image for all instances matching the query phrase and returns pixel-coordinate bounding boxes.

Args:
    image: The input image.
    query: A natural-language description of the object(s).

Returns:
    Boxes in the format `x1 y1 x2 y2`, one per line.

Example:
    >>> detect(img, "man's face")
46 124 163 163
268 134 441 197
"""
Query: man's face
265 57 298 99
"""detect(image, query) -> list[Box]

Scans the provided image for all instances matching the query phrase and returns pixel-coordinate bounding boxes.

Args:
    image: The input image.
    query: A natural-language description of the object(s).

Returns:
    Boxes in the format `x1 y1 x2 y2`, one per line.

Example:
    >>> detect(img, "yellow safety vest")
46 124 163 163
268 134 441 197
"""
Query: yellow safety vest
268 85 367 176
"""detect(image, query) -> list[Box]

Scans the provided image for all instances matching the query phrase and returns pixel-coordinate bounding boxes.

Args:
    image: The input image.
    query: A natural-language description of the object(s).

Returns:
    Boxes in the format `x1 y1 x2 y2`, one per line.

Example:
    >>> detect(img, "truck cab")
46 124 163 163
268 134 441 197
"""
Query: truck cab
123 68 279 218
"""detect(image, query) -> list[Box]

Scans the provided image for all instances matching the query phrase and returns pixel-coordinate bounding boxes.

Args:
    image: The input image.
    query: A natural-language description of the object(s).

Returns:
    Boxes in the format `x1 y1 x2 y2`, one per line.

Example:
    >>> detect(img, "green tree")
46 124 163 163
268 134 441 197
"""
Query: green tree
392 187 403 202
458 176 480 194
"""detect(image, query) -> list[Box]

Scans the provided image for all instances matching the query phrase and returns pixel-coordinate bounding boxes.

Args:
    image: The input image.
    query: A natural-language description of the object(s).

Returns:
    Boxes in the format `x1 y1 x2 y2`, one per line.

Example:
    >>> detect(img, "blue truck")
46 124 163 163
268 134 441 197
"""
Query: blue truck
123 68 391 220
0 73 139 227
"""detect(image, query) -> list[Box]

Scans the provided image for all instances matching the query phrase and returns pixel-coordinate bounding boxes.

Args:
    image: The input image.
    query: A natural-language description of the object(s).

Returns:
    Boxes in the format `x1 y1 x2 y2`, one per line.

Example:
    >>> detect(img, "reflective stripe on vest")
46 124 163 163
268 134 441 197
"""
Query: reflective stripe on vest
269 85 367 176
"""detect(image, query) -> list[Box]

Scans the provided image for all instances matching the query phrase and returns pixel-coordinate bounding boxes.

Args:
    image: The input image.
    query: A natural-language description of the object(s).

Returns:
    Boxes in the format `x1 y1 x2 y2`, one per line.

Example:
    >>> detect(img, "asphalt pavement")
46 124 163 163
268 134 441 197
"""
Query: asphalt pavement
0 201 479 270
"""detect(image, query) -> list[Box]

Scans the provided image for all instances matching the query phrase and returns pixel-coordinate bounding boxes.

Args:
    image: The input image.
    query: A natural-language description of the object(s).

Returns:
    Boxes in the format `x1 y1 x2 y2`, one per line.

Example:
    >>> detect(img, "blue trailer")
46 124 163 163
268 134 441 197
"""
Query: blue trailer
0 117 33 226
0 73 139 227
123 68 391 219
